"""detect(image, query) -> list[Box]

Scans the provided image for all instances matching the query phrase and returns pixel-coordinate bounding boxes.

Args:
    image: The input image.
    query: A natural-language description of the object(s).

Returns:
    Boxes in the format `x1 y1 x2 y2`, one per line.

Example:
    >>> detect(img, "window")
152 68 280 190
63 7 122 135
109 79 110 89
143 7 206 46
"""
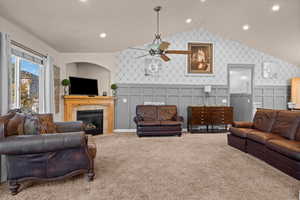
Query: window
10 54 43 113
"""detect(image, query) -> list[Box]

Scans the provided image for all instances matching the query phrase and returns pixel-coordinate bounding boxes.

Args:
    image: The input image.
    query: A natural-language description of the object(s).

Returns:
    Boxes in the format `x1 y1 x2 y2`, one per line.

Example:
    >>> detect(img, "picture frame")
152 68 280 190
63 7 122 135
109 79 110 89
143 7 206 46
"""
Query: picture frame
53 65 60 113
187 42 214 75
262 61 279 79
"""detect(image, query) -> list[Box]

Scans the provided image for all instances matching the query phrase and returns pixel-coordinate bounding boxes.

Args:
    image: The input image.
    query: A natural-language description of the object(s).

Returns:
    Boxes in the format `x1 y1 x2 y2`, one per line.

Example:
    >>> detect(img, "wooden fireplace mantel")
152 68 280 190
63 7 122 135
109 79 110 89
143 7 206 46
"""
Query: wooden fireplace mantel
64 95 115 134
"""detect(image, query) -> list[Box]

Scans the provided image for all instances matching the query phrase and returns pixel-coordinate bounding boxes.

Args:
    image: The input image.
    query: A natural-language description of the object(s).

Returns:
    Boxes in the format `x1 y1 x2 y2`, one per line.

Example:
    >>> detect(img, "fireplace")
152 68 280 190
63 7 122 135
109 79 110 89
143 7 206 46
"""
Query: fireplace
77 109 103 135
64 96 115 134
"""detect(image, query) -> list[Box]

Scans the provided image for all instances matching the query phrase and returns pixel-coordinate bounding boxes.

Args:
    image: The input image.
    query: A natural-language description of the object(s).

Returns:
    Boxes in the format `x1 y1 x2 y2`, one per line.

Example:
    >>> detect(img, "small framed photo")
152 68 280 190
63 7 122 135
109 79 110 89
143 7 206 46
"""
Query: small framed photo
262 62 279 79
187 42 213 75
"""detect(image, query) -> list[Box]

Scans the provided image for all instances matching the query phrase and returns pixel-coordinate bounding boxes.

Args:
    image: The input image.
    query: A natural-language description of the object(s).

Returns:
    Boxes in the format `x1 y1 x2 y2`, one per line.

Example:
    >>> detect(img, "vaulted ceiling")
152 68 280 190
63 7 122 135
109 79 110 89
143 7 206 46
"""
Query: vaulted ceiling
0 0 299 65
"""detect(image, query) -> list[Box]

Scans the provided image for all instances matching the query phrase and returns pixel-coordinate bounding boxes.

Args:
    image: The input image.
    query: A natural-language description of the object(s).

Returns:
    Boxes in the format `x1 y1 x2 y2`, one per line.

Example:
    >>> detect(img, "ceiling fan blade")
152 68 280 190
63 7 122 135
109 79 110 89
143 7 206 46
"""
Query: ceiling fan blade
161 54 170 62
129 47 148 51
165 50 192 54
135 54 149 59
159 42 170 51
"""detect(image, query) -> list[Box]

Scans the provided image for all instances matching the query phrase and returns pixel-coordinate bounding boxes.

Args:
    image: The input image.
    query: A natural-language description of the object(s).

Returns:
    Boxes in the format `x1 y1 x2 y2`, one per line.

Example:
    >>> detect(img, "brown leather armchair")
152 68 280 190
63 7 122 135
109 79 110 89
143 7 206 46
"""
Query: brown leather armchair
134 105 183 137
0 111 96 195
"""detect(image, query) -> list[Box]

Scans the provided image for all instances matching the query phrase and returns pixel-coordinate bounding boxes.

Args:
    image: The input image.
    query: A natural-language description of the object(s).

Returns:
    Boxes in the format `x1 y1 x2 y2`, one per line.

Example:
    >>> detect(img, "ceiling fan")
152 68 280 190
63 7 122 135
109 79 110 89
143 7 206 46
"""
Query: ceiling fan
130 6 192 62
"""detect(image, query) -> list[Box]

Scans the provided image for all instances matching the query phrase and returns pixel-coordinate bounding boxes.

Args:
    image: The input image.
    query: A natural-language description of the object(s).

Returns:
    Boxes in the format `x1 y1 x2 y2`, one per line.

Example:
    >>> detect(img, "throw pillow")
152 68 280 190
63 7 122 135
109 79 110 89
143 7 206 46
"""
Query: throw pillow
36 114 56 134
23 114 40 135
6 113 26 136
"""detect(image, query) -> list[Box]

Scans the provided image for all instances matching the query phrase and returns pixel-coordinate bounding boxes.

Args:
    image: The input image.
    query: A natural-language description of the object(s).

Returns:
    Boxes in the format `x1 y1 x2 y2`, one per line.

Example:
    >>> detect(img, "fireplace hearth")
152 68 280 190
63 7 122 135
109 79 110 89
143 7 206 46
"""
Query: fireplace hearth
77 109 103 135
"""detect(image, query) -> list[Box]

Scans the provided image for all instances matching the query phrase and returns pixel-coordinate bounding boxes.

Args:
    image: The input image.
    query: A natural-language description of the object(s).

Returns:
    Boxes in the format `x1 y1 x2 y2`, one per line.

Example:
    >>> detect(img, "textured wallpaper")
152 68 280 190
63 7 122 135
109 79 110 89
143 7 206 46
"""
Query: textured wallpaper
115 28 300 86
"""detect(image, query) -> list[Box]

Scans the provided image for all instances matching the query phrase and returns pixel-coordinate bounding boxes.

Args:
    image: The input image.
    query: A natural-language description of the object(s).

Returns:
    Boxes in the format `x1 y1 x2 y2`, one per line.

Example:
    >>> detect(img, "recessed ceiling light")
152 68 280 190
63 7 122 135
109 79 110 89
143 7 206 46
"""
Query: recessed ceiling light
243 24 250 31
186 18 192 24
272 4 280 12
200 0 206 2
79 0 88 2
99 33 107 38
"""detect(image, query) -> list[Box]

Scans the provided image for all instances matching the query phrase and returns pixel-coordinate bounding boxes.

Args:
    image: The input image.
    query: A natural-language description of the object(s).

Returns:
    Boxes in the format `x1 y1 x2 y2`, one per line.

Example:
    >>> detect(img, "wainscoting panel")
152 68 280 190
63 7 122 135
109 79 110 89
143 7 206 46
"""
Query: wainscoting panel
254 86 290 110
115 84 229 129
115 84 291 130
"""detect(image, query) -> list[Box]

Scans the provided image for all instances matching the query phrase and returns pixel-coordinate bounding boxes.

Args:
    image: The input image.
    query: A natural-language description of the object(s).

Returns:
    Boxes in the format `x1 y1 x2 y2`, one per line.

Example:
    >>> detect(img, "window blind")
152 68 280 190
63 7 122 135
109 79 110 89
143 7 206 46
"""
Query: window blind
10 40 47 65
11 48 44 65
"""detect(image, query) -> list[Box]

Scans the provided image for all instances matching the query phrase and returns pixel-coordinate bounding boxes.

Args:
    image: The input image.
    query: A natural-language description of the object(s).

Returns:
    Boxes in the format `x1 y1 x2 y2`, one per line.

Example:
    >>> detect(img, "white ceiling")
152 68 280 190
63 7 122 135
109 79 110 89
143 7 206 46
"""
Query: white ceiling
0 0 299 65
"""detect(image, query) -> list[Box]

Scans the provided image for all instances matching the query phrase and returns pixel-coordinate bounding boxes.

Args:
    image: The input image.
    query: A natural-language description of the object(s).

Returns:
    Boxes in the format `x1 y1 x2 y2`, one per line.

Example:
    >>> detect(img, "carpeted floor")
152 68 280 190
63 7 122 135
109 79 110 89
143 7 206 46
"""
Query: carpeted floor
0 133 299 200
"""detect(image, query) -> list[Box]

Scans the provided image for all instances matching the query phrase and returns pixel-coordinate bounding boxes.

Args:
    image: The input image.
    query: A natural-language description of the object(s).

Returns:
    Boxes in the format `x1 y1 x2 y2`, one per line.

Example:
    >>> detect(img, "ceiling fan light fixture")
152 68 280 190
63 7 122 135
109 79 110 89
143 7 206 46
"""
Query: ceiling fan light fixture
148 43 160 50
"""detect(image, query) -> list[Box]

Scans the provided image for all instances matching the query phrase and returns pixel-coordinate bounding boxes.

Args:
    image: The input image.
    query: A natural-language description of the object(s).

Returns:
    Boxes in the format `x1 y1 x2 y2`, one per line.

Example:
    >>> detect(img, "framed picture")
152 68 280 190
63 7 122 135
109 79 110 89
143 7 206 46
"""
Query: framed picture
262 62 279 79
187 42 213 75
53 65 60 113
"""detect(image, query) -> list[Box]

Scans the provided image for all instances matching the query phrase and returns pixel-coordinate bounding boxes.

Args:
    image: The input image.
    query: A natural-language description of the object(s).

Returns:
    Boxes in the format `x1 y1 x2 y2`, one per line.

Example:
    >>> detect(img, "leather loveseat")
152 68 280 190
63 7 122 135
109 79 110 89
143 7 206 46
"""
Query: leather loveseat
0 110 96 195
134 105 183 137
227 108 300 180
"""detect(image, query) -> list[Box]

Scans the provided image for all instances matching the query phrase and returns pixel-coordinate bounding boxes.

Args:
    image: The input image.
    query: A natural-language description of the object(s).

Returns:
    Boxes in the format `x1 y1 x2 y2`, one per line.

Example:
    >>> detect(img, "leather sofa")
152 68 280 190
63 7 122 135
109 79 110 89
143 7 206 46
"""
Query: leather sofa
227 108 300 180
134 105 183 137
0 110 97 195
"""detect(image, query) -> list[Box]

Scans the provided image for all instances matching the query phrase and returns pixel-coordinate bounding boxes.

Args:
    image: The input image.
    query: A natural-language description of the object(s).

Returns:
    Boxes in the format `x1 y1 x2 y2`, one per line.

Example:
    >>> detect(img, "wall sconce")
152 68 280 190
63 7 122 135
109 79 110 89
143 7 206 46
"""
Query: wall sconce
144 57 162 77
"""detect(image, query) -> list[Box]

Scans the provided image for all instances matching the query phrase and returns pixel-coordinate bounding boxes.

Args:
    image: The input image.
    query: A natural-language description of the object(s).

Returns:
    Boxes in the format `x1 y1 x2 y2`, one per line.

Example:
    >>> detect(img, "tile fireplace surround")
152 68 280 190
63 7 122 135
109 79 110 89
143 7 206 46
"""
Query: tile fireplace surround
64 96 115 134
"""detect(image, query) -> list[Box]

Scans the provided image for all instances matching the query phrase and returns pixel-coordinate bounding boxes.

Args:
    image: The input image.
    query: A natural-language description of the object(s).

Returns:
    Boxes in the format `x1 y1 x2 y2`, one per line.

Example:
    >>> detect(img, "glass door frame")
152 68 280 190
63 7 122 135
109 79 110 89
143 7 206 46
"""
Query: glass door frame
227 64 255 119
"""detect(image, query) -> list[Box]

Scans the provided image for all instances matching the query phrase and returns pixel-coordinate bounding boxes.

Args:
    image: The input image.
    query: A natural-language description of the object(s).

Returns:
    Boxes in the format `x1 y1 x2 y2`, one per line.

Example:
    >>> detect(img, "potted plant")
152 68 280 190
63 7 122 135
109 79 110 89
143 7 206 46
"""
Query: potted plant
111 83 118 96
61 79 71 95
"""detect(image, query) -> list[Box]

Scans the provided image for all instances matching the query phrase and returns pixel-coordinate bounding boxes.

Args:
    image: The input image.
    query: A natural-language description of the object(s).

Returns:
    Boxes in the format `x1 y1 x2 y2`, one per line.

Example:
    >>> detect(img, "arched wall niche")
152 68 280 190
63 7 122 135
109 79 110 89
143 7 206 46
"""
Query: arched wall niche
65 62 111 96
61 52 117 81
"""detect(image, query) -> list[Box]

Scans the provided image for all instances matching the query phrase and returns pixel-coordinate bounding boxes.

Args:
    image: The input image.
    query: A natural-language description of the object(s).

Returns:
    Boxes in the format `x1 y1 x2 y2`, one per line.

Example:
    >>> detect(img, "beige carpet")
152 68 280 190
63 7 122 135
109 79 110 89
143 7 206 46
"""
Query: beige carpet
0 133 299 200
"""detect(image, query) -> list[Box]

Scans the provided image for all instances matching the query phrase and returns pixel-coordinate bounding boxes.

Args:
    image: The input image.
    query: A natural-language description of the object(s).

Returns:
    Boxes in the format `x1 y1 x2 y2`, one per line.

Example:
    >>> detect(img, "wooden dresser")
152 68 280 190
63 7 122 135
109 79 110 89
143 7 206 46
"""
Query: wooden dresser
187 106 233 133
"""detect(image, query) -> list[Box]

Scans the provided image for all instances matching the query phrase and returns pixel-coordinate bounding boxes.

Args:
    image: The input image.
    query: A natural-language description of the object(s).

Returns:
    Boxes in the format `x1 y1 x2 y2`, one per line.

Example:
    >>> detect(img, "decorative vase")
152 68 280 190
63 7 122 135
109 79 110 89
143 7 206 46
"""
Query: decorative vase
64 86 69 96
